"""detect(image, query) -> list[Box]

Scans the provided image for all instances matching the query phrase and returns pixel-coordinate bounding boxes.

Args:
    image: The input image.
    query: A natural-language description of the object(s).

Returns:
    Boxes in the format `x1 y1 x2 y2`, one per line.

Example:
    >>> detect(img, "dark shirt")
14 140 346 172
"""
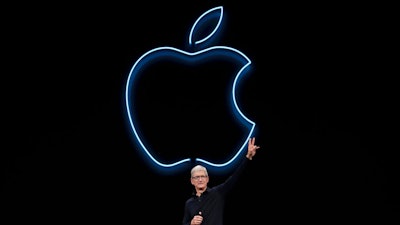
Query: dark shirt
182 157 249 225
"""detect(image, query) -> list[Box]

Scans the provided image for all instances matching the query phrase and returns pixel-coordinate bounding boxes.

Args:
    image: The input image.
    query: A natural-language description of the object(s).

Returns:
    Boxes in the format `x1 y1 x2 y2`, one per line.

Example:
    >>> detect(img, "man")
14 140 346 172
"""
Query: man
182 137 261 225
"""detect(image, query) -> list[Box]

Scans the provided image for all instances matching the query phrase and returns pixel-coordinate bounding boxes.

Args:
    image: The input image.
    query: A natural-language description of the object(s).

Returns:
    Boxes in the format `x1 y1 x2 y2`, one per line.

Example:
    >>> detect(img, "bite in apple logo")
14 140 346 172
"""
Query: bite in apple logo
124 6 256 174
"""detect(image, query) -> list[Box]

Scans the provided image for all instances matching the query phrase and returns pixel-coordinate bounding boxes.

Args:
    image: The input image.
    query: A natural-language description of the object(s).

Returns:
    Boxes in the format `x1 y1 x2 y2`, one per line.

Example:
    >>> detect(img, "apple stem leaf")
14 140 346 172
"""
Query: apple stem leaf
189 6 224 47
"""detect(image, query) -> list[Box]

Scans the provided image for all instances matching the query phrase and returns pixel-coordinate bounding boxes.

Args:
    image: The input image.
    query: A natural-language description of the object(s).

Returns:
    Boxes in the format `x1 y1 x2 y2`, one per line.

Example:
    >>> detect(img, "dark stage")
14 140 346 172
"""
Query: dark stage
3 1 397 224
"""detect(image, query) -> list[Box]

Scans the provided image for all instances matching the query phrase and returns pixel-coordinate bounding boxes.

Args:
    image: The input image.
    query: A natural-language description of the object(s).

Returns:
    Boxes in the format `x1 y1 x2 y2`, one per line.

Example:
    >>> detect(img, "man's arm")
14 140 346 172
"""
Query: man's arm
216 137 261 194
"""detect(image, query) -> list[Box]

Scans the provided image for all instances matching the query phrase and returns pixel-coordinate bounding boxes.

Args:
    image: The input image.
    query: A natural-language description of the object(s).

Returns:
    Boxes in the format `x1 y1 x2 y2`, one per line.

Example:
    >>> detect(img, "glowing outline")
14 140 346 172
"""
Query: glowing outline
125 6 256 172
189 6 223 45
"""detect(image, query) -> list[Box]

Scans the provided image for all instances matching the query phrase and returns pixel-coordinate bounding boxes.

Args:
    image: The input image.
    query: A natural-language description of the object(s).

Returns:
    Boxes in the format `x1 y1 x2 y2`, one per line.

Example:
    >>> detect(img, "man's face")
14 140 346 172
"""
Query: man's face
191 171 209 189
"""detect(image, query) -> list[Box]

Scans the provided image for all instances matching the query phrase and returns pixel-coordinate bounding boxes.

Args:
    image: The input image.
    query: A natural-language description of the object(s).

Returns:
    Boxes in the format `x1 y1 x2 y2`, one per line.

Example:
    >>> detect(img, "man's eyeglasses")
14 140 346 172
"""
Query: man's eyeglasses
191 175 208 180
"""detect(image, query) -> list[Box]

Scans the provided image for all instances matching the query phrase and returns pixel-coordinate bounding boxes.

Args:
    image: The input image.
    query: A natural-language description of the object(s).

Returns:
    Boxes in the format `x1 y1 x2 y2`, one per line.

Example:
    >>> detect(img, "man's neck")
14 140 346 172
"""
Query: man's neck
196 187 206 196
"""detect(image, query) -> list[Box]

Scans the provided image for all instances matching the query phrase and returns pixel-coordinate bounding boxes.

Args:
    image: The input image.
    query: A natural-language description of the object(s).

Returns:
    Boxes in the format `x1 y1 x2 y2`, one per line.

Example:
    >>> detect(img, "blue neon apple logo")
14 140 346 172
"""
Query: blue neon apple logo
125 6 256 173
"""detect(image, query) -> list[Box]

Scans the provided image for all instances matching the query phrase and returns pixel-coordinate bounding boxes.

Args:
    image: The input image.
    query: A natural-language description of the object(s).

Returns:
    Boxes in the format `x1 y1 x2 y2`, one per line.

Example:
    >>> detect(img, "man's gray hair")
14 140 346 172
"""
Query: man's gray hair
190 165 208 177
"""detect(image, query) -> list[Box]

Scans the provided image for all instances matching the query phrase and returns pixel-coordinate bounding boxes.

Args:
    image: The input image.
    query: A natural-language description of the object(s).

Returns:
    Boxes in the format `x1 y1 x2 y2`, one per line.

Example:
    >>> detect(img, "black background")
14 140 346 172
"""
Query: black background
3 1 397 224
